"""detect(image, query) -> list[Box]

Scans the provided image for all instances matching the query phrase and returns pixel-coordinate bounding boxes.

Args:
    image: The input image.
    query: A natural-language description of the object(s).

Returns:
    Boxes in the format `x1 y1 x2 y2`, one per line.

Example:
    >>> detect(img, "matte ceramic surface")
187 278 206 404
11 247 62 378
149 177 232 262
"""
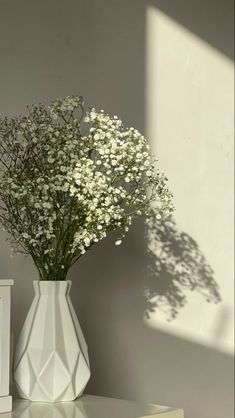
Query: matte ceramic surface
14 281 90 402
2 395 184 418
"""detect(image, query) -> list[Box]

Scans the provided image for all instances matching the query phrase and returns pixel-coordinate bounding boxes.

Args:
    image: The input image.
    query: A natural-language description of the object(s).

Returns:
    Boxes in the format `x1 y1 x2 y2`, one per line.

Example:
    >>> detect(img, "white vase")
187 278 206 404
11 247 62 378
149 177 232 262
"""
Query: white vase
14 280 91 402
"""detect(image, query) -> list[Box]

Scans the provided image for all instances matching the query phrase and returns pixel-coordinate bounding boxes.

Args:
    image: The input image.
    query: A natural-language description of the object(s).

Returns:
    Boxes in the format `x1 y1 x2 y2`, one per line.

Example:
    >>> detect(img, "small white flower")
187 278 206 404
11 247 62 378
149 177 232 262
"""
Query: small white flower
42 202 52 209
0 95 173 279
115 239 122 246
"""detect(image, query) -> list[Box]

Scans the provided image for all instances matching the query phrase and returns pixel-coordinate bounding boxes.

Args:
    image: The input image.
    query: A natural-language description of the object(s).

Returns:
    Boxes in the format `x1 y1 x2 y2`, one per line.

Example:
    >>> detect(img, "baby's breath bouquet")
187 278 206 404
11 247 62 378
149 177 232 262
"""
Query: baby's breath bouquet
0 96 173 281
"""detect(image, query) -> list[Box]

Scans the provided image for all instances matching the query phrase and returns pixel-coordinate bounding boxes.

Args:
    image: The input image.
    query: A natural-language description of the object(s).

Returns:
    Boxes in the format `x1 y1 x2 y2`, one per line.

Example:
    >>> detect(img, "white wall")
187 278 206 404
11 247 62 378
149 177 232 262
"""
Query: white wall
146 5 234 355
0 1 234 418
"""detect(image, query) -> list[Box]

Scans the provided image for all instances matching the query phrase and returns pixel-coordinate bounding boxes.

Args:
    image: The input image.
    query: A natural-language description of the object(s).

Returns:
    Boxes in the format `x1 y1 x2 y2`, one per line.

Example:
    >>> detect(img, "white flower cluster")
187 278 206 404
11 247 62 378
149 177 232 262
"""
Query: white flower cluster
0 96 173 280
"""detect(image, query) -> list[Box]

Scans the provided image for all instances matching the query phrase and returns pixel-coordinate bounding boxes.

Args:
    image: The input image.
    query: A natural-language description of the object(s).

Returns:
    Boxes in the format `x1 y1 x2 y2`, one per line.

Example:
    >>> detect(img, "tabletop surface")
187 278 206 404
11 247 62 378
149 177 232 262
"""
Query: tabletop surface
1 395 184 418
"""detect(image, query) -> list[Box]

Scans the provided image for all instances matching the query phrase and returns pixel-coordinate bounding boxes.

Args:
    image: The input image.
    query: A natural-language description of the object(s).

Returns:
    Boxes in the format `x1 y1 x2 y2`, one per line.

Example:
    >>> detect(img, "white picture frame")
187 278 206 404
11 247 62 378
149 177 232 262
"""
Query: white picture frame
0 280 13 413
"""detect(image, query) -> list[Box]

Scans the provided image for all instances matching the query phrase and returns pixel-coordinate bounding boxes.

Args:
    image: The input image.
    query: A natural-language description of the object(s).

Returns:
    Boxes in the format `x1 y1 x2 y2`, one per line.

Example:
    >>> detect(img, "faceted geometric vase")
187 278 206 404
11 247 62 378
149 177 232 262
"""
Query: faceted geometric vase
14 280 90 402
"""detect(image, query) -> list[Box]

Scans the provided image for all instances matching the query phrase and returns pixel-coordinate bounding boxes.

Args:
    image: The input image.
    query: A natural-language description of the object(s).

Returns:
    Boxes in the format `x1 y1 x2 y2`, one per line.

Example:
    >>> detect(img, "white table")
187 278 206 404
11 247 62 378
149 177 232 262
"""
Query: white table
0 395 184 418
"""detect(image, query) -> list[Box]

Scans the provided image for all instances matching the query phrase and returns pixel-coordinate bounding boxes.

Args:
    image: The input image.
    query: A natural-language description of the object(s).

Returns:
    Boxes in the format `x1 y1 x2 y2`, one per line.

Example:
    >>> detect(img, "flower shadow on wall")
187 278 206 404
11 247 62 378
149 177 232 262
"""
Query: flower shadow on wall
72 215 230 416
144 215 221 319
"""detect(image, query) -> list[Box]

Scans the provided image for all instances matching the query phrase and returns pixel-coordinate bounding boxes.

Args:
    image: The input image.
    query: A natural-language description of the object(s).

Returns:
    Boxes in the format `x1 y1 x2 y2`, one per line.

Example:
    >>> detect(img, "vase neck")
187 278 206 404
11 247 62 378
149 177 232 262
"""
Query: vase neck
33 280 71 296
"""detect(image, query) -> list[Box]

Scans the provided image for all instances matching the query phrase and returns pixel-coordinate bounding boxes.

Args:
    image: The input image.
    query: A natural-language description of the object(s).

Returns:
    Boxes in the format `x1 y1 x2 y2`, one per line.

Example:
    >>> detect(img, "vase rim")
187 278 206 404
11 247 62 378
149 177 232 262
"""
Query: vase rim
33 280 72 294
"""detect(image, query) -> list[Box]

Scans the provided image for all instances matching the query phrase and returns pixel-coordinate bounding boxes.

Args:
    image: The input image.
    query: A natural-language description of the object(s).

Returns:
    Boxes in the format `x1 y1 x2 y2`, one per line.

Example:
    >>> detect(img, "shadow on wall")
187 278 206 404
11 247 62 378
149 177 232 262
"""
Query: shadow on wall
71 215 222 325
69 217 233 418
145 216 221 319
150 0 234 60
